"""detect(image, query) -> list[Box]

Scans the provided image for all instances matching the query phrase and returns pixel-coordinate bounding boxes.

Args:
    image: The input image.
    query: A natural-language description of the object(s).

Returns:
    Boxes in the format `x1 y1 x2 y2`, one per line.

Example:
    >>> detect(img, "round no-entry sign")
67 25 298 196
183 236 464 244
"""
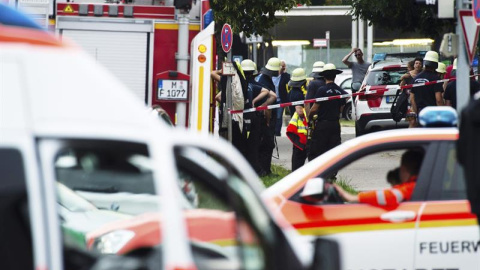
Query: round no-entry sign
221 24 233 53
474 0 480 24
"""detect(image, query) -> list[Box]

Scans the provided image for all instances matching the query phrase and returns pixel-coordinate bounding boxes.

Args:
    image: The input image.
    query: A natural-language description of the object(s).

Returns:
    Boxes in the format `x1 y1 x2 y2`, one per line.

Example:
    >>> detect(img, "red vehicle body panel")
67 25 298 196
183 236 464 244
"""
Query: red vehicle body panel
87 209 237 254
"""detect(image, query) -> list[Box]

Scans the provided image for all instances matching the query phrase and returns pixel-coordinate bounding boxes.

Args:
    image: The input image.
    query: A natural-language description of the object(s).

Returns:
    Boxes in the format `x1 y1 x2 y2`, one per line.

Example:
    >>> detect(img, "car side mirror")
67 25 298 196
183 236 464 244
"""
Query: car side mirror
300 178 326 201
310 238 341 270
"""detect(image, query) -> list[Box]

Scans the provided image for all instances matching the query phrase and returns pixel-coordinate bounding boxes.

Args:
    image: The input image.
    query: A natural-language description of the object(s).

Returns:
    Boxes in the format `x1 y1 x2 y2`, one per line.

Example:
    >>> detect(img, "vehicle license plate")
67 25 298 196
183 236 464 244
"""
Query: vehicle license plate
157 79 188 100
386 96 395 103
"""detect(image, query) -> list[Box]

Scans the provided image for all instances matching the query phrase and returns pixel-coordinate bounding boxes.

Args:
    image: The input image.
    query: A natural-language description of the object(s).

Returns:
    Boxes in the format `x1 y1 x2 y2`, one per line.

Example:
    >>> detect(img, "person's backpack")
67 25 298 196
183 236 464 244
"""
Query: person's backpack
390 89 409 122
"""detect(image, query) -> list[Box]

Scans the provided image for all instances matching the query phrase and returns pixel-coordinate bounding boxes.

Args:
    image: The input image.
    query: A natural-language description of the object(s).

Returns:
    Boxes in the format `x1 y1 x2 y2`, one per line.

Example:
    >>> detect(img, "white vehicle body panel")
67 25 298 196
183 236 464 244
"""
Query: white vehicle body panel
0 32 194 269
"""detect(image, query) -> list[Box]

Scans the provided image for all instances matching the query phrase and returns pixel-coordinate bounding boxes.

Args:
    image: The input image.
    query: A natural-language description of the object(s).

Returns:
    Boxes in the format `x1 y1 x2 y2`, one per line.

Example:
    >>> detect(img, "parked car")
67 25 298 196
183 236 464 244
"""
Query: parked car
263 111 479 270
354 61 409 136
335 71 353 120
58 183 131 250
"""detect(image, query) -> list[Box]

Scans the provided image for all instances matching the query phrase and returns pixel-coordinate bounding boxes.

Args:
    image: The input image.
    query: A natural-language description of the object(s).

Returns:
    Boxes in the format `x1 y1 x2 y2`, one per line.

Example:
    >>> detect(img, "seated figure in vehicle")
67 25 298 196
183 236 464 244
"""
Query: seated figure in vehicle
333 149 424 207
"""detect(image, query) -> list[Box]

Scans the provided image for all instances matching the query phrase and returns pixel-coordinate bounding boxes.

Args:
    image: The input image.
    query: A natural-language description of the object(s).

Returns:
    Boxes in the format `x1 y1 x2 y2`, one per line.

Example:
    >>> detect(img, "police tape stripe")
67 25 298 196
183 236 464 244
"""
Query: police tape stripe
228 74 478 115
228 91 385 114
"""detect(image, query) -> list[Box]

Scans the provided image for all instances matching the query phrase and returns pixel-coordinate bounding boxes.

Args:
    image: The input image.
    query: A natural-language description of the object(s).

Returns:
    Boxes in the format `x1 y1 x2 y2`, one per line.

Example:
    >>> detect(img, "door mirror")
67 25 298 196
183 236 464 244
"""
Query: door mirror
310 238 341 270
300 178 326 201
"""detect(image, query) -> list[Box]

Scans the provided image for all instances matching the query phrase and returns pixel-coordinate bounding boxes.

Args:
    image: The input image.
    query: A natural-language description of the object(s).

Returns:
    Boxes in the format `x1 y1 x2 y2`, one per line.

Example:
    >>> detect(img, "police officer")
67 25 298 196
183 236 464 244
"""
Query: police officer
241 59 275 176
286 68 308 171
306 61 326 115
444 58 480 109
256 57 281 175
308 64 347 161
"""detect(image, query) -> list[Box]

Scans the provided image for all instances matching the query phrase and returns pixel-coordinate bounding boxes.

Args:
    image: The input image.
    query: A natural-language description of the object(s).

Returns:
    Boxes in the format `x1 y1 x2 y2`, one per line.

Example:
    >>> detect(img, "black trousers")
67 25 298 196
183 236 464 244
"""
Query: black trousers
292 146 307 171
308 120 341 161
259 110 277 175
231 120 247 157
244 113 262 174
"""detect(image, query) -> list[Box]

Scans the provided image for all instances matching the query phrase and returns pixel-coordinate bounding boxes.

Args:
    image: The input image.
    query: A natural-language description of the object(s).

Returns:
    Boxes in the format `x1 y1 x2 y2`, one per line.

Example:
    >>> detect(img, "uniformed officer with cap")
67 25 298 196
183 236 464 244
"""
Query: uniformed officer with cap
286 68 308 171
308 63 348 161
256 57 281 175
410 51 444 116
241 59 276 176
306 61 326 115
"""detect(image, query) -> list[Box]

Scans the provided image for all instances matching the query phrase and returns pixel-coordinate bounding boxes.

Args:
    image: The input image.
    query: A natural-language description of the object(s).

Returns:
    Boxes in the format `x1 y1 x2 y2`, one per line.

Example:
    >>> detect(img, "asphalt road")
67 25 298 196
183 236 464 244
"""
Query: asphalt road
273 121 396 191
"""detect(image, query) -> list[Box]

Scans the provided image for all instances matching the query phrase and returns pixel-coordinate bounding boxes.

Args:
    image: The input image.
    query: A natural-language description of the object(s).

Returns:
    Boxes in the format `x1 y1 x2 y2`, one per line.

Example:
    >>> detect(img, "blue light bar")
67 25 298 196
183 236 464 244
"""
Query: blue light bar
418 106 458 127
0 3 44 30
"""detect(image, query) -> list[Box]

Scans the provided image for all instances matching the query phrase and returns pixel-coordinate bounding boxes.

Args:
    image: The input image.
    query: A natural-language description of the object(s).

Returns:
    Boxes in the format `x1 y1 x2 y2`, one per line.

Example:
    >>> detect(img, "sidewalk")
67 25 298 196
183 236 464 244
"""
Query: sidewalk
273 117 354 171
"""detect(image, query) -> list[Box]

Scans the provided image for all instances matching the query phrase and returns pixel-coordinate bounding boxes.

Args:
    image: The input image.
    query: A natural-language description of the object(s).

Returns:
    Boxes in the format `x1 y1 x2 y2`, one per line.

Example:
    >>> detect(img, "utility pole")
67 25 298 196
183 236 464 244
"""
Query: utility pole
326 31 330 63
456 0 470 113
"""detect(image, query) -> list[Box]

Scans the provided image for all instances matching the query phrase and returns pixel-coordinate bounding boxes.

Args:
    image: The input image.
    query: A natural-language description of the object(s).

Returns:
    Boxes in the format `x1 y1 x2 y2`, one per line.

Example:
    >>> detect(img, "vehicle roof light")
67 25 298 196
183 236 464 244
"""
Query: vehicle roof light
418 106 458 127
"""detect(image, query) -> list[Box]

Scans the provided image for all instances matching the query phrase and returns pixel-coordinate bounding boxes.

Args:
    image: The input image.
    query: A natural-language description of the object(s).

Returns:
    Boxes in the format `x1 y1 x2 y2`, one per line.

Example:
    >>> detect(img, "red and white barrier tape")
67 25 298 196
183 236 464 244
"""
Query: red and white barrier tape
228 74 477 115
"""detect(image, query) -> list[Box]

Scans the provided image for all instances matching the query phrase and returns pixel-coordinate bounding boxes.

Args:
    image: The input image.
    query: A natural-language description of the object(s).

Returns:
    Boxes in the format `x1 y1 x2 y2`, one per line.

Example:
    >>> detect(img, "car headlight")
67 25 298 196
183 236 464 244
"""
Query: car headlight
92 230 135 254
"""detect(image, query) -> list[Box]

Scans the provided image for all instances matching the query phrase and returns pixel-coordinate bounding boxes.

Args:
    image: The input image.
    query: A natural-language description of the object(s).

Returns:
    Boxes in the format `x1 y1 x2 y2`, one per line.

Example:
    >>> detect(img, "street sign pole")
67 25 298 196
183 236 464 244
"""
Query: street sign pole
326 31 330 63
226 52 233 143
457 9 475 113
221 24 234 143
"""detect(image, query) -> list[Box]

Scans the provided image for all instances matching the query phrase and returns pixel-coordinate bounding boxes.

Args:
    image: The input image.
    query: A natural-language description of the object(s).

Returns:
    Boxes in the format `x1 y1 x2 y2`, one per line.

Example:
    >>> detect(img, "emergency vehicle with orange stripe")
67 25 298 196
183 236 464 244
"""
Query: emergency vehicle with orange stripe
263 111 480 270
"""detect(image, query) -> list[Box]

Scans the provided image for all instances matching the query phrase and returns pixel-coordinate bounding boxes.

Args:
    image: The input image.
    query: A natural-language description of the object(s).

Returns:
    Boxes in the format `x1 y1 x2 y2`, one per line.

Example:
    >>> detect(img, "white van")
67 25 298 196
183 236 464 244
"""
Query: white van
1 6 341 270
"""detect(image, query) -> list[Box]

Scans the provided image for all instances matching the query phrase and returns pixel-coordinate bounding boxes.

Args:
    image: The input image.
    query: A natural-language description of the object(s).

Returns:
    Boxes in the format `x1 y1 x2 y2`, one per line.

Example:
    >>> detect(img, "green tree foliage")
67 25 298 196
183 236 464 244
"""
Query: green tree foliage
350 0 455 39
209 0 310 37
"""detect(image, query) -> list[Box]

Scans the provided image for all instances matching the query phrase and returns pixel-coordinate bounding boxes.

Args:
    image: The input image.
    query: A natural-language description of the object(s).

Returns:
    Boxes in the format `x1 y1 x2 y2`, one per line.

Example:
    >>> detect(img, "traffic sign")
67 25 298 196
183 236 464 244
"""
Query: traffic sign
221 24 233 53
474 0 480 24
245 35 263 44
459 10 480 64
313 39 327 48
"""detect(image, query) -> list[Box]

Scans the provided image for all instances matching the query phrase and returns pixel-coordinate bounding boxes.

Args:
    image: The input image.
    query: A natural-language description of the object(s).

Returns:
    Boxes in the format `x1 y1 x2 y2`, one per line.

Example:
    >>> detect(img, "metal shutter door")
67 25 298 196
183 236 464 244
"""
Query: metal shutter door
62 30 148 103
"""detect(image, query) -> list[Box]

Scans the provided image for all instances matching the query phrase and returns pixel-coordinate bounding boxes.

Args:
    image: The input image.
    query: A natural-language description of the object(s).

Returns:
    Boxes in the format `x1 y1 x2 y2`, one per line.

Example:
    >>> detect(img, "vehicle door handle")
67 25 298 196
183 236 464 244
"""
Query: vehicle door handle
380 210 416 223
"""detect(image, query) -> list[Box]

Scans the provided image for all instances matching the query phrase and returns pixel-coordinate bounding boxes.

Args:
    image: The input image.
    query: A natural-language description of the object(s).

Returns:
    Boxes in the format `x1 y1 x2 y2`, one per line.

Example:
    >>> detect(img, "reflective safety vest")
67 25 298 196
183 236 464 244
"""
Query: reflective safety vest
358 176 417 207
286 109 308 150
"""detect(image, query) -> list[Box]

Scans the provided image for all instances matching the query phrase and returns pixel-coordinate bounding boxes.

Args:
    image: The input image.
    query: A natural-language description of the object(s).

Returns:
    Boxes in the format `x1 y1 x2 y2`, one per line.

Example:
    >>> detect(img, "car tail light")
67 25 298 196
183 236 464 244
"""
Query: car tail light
358 91 367 101
366 93 384 108
358 85 367 101
359 86 385 107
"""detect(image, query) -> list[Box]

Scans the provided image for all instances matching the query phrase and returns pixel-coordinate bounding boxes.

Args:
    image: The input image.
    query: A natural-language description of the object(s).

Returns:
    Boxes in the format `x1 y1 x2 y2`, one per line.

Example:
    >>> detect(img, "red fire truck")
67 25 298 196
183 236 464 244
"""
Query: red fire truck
54 0 215 130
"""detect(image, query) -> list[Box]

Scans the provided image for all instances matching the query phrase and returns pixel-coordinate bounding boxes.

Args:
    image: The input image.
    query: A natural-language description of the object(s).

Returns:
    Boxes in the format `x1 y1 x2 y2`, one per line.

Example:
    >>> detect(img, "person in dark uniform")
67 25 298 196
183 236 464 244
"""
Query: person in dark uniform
308 63 347 161
212 62 248 156
286 68 308 171
256 57 281 175
444 62 480 110
305 61 326 115
241 59 276 176
410 51 444 116
273 60 291 136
